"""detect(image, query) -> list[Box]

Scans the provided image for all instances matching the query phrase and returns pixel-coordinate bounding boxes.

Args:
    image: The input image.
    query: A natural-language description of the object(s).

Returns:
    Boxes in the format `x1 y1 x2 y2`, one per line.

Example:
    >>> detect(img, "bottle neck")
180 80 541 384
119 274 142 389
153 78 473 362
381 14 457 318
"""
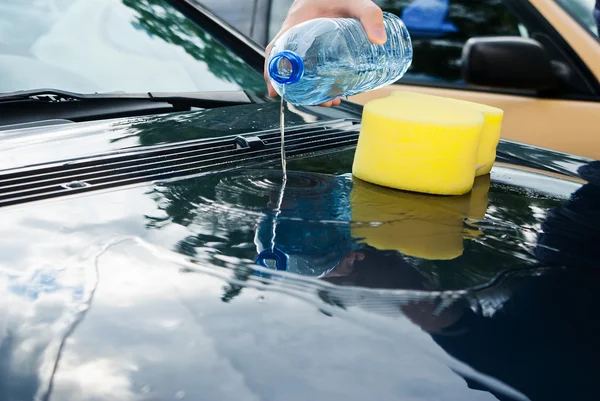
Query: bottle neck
268 51 304 85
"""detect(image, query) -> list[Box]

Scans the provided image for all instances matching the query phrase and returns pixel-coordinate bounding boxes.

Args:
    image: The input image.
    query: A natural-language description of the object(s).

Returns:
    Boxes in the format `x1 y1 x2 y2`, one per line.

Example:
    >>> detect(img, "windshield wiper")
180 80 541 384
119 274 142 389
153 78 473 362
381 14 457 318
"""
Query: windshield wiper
0 88 265 128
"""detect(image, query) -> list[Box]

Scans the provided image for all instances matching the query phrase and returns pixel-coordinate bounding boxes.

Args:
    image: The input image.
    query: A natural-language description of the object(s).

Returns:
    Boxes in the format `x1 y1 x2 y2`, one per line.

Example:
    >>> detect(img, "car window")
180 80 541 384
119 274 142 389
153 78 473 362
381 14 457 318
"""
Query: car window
554 0 600 40
197 0 270 45
376 0 528 84
0 0 266 95
268 0 295 41
267 0 527 85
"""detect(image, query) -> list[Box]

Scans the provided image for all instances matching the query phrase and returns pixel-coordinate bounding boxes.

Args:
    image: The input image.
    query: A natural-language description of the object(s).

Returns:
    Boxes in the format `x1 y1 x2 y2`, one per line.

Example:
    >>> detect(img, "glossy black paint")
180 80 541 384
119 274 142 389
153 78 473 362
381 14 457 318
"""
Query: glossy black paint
0 101 598 401
1 2 599 399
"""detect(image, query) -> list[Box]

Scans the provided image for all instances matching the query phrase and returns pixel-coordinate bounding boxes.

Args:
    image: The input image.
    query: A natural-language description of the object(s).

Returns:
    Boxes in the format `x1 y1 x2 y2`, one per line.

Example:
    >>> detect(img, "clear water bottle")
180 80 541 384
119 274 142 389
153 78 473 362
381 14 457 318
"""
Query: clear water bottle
267 12 413 106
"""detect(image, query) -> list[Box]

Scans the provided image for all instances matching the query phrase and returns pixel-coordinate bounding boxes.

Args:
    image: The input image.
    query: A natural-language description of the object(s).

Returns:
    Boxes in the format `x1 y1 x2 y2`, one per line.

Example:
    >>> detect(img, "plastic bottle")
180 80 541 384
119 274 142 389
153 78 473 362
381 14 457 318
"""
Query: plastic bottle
267 12 413 106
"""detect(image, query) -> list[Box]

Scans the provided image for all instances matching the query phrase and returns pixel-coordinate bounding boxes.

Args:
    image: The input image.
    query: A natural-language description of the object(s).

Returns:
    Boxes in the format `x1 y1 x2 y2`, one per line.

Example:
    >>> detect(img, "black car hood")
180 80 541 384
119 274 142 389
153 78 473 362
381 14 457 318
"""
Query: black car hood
0 101 598 401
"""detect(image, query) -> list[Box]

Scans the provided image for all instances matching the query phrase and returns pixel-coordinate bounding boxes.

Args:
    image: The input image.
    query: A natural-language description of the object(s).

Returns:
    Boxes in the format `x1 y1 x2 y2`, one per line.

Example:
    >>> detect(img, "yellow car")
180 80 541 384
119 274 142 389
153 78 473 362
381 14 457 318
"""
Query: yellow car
201 0 600 159
346 0 600 160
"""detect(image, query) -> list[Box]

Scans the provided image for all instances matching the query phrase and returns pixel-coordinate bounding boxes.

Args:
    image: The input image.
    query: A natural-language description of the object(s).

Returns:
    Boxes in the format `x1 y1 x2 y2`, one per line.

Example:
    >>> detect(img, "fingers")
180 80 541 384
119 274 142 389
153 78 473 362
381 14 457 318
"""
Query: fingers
263 42 278 97
317 98 342 107
263 0 386 105
350 0 387 44
266 82 277 98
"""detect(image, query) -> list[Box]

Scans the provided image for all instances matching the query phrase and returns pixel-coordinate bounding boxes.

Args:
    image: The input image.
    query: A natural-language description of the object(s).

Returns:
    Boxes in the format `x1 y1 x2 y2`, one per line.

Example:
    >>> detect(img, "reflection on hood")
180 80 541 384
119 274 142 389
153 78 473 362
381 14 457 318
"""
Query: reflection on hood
253 170 493 281
535 161 600 267
254 172 356 277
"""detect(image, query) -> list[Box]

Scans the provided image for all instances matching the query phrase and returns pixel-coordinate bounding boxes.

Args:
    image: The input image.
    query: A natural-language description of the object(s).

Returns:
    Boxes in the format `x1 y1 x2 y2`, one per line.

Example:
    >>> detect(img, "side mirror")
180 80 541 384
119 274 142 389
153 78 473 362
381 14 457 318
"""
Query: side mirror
461 36 557 91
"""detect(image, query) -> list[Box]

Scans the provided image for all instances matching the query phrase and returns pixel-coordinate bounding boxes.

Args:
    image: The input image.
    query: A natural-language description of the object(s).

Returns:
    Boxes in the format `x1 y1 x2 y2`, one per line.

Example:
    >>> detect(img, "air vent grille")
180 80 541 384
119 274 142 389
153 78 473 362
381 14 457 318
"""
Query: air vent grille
0 119 360 207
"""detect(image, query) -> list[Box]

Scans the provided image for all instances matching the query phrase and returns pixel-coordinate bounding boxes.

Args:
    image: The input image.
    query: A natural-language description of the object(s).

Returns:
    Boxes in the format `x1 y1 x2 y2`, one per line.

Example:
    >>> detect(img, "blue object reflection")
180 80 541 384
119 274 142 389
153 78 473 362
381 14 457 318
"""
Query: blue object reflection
401 0 458 37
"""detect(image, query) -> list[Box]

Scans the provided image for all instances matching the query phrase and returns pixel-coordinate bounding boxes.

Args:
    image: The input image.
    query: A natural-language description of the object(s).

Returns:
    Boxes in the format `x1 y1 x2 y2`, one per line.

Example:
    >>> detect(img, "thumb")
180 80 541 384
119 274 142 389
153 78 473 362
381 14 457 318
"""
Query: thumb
263 42 278 97
352 1 387 45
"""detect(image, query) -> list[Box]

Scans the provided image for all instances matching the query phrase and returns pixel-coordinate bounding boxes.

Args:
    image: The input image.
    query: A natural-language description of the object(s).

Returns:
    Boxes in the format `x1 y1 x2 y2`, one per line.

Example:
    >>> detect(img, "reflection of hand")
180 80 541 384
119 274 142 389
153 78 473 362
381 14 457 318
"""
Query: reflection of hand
535 161 600 267
400 299 466 334
322 251 365 279
263 0 387 107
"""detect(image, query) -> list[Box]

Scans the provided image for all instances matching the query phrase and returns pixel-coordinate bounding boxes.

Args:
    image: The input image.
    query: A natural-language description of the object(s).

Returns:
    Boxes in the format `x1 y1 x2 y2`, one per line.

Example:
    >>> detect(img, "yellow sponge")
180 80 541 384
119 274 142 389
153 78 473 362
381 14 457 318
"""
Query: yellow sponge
391 91 504 176
353 94 484 195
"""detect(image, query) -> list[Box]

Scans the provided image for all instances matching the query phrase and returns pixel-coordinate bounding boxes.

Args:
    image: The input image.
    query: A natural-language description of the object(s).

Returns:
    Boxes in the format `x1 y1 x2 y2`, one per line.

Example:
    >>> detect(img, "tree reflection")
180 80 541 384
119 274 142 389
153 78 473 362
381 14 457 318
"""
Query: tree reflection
142 153 567 297
121 0 266 94
108 101 313 147
144 173 262 303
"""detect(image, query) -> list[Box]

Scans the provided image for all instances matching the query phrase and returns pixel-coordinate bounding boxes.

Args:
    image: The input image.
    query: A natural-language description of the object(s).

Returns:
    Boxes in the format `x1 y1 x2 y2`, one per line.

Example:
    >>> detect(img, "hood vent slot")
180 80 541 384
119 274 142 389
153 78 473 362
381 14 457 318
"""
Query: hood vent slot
0 119 360 207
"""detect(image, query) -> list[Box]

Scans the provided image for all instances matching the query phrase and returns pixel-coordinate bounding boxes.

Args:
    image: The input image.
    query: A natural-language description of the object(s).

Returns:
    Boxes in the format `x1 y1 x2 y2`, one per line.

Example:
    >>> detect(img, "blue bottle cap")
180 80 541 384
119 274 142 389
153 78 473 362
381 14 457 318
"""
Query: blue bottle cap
268 51 304 85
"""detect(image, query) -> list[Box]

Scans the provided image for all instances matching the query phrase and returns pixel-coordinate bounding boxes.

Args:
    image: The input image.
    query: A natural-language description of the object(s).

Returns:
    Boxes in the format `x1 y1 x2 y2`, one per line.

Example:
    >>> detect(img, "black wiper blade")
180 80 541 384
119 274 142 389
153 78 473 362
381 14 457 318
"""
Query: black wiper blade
0 88 263 128
0 88 258 104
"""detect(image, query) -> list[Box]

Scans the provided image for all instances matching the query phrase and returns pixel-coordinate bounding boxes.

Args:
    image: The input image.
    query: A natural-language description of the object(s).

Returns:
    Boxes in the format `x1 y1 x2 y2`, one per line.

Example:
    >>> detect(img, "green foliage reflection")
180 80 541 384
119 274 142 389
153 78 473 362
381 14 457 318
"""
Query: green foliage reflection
122 0 266 93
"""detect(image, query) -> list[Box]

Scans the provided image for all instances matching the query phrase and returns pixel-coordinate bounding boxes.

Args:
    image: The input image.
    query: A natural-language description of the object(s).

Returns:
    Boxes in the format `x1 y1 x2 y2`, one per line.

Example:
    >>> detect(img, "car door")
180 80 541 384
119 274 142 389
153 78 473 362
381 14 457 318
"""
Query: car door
345 0 600 160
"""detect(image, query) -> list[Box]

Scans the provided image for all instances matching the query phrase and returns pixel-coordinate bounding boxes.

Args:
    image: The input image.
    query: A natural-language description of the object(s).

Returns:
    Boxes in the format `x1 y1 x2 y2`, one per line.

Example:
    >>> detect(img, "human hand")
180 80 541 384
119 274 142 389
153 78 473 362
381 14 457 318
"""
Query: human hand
264 0 387 107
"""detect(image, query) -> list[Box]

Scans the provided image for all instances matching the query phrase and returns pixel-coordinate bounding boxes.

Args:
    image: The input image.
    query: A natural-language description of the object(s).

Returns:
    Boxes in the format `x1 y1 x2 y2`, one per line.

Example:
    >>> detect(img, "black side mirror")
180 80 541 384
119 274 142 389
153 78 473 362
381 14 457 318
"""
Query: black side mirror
461 36 557 91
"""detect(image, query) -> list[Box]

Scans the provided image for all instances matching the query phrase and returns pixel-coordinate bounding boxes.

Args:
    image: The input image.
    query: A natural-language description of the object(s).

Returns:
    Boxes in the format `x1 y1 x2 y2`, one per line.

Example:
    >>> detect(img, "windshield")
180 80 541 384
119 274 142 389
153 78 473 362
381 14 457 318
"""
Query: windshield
0 0 267 95
554 0 600 40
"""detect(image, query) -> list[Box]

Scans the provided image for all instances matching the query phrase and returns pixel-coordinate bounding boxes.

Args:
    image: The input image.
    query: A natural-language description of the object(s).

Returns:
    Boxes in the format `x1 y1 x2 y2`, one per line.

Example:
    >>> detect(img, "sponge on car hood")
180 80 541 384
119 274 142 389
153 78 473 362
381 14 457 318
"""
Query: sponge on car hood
391 90 504 176
352 93 486 195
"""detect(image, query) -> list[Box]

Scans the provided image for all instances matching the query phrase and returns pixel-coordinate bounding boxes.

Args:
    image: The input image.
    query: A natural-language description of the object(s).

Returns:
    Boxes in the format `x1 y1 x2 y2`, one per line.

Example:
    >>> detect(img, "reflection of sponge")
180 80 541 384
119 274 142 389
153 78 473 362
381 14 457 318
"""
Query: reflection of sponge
353 94 484 195
467 173 491 220
350 174 491 260
465 174 492 239
391 91 504 176
350 177 469 260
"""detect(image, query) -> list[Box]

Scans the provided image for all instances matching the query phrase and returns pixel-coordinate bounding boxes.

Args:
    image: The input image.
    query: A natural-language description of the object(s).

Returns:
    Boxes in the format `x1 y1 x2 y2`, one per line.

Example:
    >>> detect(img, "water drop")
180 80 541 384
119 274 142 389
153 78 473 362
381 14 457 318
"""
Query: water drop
175 390 186 399
257 295 265 302
141 385 151 394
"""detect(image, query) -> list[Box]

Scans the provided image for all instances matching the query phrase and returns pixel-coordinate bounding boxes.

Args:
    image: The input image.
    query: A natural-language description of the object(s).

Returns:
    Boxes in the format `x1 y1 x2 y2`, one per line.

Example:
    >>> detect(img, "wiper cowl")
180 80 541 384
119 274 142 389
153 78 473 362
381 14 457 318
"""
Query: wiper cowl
0 88 262 128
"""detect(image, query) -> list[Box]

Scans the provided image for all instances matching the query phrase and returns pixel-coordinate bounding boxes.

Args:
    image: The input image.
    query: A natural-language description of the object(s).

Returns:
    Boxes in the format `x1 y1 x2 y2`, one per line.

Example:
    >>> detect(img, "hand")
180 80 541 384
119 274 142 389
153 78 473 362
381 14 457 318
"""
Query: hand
264 0 387 107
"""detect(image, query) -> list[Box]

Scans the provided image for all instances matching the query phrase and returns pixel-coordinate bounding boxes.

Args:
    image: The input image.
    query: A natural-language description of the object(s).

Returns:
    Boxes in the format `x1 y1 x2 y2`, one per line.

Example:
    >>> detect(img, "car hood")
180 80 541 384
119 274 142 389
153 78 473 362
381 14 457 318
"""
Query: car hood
0 101 598 401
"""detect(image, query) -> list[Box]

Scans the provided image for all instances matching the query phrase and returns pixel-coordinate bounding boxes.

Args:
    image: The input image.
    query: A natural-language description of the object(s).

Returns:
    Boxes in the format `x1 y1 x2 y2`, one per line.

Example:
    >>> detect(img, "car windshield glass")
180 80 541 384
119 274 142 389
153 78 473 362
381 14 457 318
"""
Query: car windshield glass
0 0 267 95
554 0 600 40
